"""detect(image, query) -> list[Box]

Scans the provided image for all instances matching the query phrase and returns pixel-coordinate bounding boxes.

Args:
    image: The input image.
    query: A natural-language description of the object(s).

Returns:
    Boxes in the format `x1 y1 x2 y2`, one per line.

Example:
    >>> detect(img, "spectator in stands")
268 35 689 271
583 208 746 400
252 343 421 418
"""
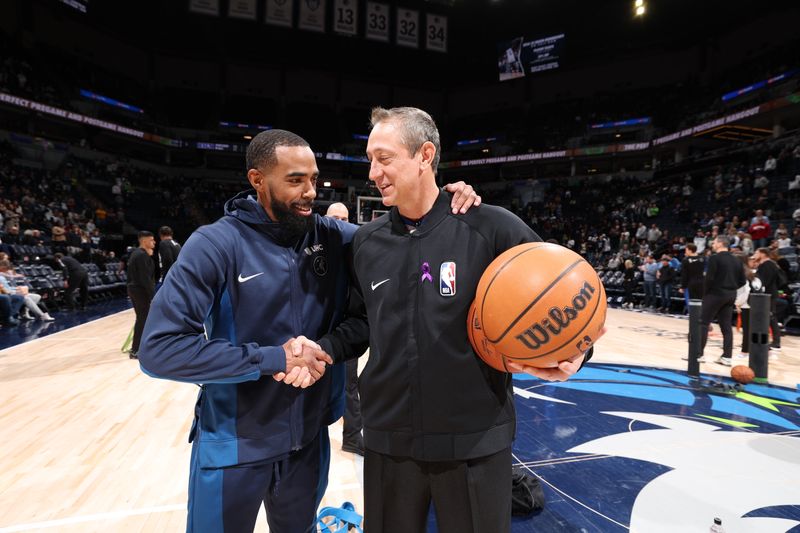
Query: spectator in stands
55 252 88 311
750 209 770 226
749 213 772 249
640 255 659 309
157 226 181 285
0 260 54 321
764 155 777 176
753 174 770 189
788 174 800 199
698 236 745 366
739 231 754 255
647 224 661 245
776 229 792 249
753 247 784 357
0 288 24 326
693 229 707 254
635 222 647 242
656 255 677 313
127 231 156 359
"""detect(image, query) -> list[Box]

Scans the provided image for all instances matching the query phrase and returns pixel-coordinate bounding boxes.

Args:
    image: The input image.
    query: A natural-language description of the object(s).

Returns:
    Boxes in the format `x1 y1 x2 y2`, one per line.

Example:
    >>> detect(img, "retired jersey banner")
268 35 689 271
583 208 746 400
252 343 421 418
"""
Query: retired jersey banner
396 8 419 48
333 0 358 36
228 0 257 20
298 0 325 32
189 0 219 16
265 0 293 27
365 2 390 42
425 13 447 53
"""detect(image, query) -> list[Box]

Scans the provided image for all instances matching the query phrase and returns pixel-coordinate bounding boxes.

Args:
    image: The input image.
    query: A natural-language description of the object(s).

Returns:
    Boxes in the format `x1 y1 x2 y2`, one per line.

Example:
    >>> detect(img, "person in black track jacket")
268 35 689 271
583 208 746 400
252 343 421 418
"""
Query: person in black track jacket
126 230 156 358
319 107 599 533
698 235 746 366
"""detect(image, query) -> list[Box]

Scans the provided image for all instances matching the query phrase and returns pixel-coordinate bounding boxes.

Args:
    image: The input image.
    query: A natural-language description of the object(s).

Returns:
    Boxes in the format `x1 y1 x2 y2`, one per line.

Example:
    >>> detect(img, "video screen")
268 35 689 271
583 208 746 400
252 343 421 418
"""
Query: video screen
498 33 565 82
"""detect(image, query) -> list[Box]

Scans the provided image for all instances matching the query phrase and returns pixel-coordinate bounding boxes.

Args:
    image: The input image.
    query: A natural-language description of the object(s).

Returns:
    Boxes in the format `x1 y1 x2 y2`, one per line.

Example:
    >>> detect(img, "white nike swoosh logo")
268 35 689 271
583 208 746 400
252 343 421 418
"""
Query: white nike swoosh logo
238 272 264 283
371 279 390 291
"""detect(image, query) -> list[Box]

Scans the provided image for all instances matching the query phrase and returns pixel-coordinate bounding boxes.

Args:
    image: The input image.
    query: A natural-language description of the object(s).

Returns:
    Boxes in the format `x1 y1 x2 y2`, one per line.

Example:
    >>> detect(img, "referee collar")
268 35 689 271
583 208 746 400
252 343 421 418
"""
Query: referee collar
389 189 451 236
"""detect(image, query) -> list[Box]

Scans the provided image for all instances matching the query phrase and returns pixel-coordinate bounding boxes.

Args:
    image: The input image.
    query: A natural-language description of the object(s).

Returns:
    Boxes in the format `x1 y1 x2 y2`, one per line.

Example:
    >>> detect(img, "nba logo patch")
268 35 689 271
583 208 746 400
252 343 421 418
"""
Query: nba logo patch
439 262 456 297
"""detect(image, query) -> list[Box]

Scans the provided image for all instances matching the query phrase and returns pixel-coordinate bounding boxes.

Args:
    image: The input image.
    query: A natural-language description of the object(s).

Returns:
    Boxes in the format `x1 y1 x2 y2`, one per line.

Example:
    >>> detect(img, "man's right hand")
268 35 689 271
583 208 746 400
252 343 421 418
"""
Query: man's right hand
274 336 333 388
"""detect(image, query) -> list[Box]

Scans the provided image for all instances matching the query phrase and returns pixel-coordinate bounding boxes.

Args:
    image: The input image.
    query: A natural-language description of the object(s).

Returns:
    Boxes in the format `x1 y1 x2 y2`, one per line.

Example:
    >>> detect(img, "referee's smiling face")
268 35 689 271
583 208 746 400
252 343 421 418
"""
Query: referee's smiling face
366 120 423 209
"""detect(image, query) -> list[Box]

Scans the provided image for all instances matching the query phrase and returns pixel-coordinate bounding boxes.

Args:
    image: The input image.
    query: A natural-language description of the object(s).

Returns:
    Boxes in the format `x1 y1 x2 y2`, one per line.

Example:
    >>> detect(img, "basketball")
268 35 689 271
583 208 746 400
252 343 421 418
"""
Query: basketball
468 242 607 371
731 365 755 384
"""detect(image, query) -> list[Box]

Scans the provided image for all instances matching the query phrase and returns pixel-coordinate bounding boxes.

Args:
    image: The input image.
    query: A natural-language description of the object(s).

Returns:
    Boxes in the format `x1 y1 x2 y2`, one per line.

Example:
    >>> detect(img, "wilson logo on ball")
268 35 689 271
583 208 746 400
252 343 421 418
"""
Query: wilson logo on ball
515 281 596 350
468 242 607 371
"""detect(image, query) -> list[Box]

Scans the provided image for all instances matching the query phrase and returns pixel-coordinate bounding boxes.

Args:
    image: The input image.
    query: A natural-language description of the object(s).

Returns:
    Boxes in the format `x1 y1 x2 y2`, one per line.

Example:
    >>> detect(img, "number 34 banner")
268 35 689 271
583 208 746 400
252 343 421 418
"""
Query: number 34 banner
426 13 447 53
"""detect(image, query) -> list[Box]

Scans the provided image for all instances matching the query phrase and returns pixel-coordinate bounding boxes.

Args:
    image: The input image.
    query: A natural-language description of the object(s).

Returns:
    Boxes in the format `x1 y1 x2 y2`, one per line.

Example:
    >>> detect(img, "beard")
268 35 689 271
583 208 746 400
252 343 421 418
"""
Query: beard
271 198 315 243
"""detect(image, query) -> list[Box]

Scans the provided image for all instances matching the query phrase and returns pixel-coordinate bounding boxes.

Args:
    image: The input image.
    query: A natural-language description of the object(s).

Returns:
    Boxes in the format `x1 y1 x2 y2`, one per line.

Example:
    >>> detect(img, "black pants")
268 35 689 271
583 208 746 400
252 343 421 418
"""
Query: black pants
364 447 511 533
128 286 153 352
700 291 736 359
65 274 88 309
188 429 327 533
343 358 363 445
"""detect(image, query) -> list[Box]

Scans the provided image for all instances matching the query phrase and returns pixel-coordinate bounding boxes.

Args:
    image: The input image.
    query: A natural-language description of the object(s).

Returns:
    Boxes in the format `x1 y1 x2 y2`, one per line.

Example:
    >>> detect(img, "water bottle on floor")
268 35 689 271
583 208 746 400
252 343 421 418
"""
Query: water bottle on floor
710 517 725 532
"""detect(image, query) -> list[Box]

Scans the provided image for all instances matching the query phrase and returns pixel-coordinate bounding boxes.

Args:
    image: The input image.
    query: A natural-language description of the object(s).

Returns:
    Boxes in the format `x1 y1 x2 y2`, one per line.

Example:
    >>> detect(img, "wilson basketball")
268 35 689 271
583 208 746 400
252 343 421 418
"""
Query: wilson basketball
731 365 755 384
468 242 607 371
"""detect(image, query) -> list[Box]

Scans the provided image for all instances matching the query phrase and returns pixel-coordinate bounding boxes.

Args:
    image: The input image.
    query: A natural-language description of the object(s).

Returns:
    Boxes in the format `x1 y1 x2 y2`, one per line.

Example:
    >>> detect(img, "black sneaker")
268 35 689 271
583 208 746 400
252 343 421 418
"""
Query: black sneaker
129 350 138 360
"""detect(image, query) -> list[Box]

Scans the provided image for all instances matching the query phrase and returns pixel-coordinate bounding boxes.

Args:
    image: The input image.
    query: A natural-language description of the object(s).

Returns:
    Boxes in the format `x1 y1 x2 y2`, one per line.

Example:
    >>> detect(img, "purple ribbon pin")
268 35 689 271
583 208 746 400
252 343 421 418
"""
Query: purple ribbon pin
420 262 433 283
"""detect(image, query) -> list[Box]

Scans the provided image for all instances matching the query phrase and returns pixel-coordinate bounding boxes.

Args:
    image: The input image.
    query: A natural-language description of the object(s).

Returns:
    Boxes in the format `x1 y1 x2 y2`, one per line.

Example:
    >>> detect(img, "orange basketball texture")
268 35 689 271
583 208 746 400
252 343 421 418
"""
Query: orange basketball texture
731 365 755 384
468 243 607 371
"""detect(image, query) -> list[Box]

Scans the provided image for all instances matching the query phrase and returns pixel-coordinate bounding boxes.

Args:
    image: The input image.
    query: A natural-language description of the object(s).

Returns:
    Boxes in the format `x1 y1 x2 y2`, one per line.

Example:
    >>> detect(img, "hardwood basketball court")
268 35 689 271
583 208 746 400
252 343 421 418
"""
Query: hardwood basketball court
0 307 797 532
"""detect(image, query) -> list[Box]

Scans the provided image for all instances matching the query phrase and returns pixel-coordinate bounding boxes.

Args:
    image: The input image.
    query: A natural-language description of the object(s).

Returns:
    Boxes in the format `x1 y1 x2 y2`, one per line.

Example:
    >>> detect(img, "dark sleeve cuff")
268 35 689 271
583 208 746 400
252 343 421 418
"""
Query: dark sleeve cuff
257 345 286 375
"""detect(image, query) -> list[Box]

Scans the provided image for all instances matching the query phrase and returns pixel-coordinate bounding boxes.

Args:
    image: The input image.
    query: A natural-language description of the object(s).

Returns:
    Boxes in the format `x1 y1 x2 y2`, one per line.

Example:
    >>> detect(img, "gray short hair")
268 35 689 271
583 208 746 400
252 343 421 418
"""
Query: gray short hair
370 106 441 174
715 235 730 248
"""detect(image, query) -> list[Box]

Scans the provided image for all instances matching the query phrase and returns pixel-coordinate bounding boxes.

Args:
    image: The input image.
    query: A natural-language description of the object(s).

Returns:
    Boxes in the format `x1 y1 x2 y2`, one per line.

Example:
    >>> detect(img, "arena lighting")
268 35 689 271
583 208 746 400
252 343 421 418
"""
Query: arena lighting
323 181 332 187
634 0 646 16
243 135 252 140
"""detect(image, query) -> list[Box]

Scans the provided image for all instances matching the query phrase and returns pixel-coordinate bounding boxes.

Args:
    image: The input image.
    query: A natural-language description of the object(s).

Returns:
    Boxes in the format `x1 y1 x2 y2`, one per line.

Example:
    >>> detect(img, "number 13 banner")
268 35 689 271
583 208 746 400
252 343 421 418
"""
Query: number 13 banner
334 0 358 36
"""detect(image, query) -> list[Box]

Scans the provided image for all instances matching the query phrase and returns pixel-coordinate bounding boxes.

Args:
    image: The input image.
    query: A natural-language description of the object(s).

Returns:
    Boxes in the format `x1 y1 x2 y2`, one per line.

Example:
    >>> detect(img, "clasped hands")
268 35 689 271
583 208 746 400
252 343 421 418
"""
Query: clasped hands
273 336 333 389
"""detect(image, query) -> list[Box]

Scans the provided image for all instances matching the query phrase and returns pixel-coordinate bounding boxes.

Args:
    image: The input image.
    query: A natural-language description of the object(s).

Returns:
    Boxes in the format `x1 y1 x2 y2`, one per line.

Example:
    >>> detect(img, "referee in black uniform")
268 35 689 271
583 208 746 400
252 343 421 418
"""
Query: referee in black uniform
127 231 156 359
699 235 746 366
324 107 597 533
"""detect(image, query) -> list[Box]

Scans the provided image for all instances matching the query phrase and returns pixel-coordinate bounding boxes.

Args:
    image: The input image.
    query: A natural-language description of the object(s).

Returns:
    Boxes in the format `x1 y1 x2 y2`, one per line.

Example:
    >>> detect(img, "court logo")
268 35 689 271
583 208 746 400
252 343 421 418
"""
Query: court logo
512 364 800 530
440 261 456 296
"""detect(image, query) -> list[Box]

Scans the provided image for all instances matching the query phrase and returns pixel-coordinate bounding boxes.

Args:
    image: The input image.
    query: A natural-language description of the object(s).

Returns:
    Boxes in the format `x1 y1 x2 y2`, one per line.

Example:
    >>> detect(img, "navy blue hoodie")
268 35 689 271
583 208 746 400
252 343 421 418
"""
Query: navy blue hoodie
138 191 360 468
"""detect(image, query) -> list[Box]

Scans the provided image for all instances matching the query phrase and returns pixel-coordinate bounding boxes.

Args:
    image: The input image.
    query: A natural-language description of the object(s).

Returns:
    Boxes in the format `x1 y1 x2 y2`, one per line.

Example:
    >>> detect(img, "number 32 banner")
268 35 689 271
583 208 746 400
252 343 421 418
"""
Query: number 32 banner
396 8 419 49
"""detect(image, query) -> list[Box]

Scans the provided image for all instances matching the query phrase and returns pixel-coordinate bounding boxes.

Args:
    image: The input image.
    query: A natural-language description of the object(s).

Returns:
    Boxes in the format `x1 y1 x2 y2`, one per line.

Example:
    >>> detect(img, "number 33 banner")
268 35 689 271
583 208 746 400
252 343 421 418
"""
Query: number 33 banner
365 2 389 42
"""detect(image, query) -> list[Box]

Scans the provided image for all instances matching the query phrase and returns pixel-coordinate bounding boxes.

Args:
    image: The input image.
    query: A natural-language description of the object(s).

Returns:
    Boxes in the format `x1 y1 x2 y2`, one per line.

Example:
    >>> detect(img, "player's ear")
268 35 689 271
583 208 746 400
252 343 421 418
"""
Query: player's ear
247 168 263 190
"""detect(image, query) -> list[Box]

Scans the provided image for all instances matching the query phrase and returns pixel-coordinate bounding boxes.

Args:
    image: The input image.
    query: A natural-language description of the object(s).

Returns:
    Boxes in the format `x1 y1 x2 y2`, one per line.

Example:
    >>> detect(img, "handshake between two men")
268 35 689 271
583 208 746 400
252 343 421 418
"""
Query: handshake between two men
274 336 333 388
